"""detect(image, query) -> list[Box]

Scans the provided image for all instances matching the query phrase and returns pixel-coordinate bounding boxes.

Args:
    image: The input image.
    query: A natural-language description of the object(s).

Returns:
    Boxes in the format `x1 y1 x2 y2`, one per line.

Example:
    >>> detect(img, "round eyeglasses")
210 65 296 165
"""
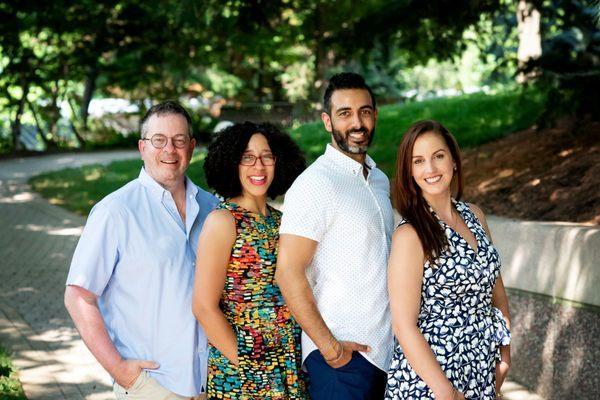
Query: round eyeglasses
240 154 276 166
142 134 191 149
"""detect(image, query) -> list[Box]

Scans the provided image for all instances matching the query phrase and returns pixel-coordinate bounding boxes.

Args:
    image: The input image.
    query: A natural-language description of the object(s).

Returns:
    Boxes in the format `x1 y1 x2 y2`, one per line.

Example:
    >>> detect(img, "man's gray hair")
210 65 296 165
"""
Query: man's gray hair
140 100 193 138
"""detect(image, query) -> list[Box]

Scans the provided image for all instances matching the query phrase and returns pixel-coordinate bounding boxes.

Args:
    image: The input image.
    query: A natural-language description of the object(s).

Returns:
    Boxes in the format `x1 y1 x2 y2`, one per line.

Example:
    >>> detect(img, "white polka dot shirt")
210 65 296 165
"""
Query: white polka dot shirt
280 144 395 371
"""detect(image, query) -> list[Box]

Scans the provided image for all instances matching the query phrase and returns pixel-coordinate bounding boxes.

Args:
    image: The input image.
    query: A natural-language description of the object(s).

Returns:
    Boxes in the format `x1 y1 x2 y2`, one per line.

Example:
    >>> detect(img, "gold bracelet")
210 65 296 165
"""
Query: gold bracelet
323 340 343 363
330 343 344 363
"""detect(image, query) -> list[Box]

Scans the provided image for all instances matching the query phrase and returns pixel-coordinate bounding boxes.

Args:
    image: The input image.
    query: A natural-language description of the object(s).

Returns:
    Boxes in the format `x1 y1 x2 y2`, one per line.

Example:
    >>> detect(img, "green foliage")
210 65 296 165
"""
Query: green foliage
191 113 218 145
82 118 139 151
2 0 594 156
291 88 546 176
0 1 505 116
0 121 11 153
30 158 143 215
526 0 600 123
0 346 26 399
29 152 208 216
83 131 139 151
469 0 520 84
30 90 545 213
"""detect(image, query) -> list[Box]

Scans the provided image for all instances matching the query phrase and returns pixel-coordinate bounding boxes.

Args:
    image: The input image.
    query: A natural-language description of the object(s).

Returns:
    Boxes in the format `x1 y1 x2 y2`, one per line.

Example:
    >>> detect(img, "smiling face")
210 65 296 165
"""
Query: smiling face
411 131 456 201
321 88 377 160
238 133 275 200
138 113 195 189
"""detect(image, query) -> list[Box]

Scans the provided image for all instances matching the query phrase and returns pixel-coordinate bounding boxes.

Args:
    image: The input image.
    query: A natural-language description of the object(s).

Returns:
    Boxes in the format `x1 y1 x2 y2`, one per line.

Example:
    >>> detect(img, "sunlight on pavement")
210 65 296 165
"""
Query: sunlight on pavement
0 191 35 203
14 223 83 236
502 381 545 400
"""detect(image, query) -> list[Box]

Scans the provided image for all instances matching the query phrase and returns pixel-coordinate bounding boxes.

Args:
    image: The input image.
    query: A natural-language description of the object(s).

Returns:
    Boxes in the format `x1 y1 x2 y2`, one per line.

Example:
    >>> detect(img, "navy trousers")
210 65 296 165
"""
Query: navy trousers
304 350 387 400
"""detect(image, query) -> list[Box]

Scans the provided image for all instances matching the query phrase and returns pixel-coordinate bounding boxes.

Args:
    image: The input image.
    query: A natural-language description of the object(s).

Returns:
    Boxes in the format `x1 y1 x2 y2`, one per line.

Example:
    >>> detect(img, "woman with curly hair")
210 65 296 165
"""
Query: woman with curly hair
192 122 308 399
385 120 511 400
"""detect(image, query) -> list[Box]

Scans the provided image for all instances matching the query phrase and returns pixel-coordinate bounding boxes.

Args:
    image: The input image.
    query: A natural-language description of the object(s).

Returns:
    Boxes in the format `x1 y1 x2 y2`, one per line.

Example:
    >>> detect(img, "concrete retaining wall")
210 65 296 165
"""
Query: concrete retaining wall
489 216 600 307
488 216 600 400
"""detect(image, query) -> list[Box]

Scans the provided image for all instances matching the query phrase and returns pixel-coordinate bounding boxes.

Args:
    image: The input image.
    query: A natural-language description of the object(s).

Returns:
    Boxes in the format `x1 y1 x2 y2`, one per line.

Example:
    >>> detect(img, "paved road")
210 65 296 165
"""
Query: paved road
0 150 543 400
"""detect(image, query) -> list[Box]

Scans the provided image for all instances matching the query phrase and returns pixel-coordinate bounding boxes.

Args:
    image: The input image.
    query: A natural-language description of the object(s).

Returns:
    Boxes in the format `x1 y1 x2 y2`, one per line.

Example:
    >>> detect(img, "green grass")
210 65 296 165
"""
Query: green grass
290 87 545 176
29 88 545 216
0 346 27 399
29 152 208 216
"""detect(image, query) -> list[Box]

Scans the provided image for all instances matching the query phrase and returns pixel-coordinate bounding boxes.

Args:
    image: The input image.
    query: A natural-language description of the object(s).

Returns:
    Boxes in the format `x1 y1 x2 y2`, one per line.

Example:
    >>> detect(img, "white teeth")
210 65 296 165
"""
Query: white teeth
250 176 265 181
425 175 442 183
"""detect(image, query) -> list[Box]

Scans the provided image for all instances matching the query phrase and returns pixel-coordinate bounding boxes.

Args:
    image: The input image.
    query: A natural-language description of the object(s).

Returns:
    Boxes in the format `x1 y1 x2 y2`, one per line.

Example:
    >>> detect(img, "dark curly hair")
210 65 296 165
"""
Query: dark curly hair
204 122 306 200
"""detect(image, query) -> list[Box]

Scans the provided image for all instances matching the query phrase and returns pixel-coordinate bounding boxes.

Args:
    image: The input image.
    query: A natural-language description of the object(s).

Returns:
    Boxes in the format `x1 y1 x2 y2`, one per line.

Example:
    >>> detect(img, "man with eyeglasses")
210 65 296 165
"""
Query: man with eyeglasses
65 101 217 400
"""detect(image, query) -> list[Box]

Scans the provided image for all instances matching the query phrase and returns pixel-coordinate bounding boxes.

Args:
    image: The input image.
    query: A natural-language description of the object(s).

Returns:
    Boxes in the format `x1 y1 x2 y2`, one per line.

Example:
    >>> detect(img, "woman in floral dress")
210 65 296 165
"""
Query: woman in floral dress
192 122 307 399
385 120 511 400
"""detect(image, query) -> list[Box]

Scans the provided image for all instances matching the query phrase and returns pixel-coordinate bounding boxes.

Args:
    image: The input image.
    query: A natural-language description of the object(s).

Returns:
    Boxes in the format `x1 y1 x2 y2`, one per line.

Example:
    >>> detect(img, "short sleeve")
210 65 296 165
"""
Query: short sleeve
279 171 334 242
66 202 120 296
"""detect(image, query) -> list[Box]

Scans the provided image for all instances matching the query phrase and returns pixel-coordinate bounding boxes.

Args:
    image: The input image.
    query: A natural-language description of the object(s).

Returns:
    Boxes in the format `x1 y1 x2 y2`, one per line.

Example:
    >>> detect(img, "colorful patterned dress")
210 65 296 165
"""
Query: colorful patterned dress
385 200 511 400
207 201 308 399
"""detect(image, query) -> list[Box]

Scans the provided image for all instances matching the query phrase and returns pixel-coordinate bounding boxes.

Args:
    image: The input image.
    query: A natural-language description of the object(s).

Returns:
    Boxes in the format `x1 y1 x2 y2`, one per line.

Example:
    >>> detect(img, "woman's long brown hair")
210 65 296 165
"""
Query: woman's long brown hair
392 120 464 262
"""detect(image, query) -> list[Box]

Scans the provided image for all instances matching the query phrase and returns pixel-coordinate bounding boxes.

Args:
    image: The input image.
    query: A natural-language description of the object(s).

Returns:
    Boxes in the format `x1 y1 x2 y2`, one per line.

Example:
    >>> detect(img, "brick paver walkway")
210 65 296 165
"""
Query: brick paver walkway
0 151 138 399
0 150 544 400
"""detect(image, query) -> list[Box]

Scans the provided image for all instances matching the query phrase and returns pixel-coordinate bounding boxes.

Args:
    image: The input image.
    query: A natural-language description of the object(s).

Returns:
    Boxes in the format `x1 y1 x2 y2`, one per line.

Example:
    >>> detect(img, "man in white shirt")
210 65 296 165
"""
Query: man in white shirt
276 72 395 399
64 101 217 400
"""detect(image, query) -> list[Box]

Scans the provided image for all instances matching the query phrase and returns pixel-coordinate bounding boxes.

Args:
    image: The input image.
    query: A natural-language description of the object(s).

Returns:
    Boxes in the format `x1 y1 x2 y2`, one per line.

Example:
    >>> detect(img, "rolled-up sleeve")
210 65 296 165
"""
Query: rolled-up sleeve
66 203 119 296
279 173 334 243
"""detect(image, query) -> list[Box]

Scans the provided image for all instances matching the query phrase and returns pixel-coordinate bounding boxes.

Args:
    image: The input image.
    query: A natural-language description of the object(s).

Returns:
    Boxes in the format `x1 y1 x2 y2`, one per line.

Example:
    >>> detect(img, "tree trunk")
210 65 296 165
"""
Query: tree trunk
257 51 265 102
45 80 62 146
516 0 542 83
10 80 29 154
311 4 335 108
27 99 58 150
80 68 97 130
67 97 87 147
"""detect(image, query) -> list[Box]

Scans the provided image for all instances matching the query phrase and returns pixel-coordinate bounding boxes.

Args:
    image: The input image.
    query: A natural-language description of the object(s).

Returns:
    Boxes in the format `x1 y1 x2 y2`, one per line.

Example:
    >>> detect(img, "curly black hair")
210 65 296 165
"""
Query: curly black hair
203 121 306 200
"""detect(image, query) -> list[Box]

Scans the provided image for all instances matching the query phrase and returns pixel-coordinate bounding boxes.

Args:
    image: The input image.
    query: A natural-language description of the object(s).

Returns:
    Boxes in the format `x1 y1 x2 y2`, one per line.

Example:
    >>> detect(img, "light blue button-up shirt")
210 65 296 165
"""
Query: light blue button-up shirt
67 168 218 396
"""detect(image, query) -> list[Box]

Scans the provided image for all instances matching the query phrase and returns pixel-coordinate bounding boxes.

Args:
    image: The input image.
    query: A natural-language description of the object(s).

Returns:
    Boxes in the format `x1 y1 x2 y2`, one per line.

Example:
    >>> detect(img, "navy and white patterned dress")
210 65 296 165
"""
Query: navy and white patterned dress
385 200 511 400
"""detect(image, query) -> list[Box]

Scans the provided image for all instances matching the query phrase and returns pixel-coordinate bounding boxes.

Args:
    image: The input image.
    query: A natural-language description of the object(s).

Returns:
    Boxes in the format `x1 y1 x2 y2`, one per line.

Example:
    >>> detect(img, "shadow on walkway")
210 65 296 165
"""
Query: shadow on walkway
0 151 138 399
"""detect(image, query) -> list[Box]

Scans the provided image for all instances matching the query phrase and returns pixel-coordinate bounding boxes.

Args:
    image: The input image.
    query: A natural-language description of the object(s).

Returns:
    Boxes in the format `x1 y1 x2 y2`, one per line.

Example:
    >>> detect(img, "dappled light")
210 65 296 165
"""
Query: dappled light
0 0 597 397
14 224 83 236
83 169 103 182
0 191 35 204
493 217 599 306
505 286 599 399
501 381 544 400
0 150 144 397
464 119 600 224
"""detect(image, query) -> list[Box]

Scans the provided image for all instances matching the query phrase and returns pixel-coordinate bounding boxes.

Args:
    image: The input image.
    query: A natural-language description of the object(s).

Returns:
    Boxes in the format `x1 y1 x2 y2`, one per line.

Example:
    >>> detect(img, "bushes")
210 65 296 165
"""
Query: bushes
0 346 26 399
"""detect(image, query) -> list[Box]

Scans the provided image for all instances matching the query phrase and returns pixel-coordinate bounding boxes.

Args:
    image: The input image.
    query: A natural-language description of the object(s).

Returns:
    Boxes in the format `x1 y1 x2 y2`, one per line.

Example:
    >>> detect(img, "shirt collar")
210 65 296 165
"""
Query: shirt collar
324 144 376 177
138 167 197 200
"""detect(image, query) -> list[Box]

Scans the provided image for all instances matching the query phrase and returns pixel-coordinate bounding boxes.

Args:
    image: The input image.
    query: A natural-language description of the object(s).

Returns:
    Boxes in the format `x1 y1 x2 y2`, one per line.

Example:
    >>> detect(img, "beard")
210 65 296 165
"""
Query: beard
331 124 375 154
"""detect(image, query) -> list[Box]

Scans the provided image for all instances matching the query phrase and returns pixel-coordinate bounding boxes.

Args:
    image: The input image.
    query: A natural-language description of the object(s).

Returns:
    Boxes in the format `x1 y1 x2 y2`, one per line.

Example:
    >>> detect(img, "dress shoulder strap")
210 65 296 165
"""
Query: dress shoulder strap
396 218 409 230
